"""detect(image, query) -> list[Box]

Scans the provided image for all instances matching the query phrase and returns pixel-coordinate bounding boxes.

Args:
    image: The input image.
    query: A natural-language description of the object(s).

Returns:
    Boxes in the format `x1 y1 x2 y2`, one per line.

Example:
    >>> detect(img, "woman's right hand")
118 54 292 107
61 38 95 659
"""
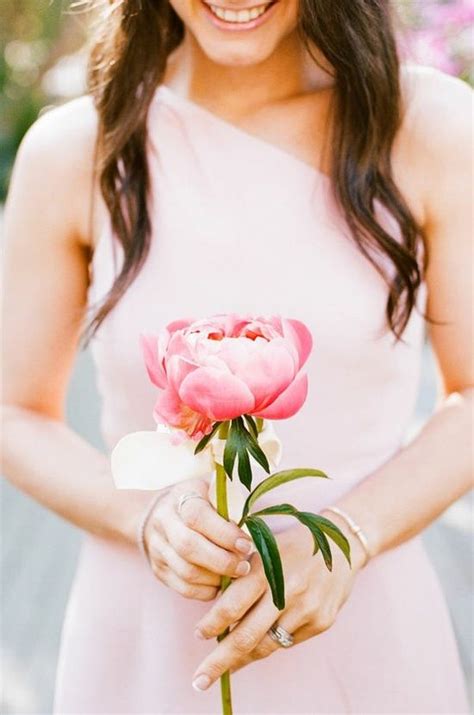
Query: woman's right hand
142 478 254 601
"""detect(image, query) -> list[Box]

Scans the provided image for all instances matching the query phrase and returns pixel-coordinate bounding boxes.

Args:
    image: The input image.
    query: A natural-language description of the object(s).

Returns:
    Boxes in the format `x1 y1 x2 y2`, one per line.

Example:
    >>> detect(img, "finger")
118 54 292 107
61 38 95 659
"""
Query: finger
239 610 307 665
231 616 331 674
148 530 221 587
164 519 252 579
178 495 253 556
158 564 219 602
159 537 221 587
195 565 266 639
146 530 168 567
191 593 283 691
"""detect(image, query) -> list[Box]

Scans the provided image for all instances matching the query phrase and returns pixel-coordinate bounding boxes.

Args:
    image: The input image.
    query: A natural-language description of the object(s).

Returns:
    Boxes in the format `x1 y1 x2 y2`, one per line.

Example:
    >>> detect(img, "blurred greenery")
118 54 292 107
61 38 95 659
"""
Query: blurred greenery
0 1 472 201
0 1 88 199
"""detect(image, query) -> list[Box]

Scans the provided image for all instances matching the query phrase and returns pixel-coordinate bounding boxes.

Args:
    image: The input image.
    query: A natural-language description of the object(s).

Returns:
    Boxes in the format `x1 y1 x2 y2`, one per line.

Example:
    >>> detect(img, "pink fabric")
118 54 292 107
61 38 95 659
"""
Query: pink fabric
53 84 470 714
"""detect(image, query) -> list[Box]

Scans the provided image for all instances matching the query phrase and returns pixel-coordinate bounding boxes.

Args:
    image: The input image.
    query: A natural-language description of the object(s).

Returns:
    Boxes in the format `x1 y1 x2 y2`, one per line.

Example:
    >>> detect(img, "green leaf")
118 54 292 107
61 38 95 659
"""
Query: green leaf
235 417 270 474
237 441 252 490
243 414 258 439
245 433 270 474
307 514 352 568
225 417 254 490
245 516 285 609
222 419 249 483
223 428 238 480
250 503 298 517
247 504 320 556
240 468 330 521
295 512 333 571
194 421 222 454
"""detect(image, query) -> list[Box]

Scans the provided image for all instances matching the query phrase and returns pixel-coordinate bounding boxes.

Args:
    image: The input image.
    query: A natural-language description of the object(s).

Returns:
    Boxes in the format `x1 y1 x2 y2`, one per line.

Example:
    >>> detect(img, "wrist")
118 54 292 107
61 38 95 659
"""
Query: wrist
120 490 166 549
289 513 367 573
319 508 370 572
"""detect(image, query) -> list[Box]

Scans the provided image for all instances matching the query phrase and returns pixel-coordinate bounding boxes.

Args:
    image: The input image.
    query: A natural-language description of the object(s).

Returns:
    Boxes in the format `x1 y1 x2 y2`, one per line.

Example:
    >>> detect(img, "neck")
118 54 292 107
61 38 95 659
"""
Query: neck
163 32 333 119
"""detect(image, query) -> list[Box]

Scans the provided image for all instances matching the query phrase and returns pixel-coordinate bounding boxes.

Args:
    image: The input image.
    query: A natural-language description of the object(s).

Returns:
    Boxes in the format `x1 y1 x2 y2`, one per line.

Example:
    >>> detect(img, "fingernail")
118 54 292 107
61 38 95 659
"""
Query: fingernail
235 560 251 576
192 674 211 692
194 628 206 640
235 538 253 554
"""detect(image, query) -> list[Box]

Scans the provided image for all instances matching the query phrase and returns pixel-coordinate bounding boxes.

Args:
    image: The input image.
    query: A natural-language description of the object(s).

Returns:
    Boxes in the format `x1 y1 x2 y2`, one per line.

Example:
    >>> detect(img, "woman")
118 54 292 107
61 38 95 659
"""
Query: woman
2 0 472 712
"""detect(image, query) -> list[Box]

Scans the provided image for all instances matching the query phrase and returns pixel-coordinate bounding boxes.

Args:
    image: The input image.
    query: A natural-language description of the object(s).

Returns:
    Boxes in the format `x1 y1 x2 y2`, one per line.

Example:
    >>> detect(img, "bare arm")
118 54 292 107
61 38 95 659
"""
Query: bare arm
1 98 253 597
320 68 474 556
1 97 156 546
186 68 474 690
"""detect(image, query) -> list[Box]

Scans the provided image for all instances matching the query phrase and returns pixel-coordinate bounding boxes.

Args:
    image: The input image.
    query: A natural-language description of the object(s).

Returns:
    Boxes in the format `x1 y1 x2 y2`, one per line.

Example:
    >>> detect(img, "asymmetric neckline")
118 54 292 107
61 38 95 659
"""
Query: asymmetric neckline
154 83 331 184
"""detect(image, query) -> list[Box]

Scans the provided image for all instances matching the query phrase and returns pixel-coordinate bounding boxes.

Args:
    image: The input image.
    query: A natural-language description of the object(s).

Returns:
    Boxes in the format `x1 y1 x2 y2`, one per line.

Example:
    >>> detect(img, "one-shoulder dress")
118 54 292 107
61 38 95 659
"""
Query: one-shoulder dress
52 83 471 714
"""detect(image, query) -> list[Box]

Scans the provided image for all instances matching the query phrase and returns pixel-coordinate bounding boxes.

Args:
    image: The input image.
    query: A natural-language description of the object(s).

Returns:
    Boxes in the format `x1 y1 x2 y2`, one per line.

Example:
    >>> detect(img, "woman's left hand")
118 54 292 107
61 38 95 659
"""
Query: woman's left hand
191 517 366 692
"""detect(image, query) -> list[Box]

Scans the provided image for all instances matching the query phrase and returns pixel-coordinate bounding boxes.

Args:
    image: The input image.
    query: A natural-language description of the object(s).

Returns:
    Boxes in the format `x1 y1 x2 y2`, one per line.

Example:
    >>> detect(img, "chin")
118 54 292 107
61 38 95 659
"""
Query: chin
171 0 298 67
196 38 277 66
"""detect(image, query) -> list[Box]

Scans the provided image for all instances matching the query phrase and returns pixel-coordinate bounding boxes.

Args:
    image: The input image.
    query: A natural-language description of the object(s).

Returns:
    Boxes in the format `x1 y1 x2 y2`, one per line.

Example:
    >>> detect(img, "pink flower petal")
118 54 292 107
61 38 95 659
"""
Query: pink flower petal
178 366 255 421
153 386 213 439
166 330 195 363
166 318 195 334
281 319 313 369
216 337 296 411
152 385 183 426
251 370 308 420
139 333 168 389
238 316 282 341
166 354 199 393
223 313 253 337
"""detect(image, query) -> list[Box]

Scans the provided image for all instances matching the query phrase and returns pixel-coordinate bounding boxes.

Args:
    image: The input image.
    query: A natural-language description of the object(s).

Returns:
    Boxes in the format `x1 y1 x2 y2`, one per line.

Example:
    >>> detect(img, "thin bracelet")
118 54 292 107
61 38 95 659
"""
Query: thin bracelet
322 505 372 568
136 492 165 565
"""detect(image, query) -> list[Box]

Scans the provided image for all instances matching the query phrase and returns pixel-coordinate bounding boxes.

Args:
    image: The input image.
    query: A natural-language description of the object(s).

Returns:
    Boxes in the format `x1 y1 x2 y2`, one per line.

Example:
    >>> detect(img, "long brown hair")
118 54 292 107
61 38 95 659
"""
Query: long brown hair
80 0 433 348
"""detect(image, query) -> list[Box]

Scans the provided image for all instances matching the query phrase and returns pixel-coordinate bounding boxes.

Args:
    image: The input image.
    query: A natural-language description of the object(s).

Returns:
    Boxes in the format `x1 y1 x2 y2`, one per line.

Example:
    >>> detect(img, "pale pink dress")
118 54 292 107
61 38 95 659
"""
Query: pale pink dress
53 84 471 714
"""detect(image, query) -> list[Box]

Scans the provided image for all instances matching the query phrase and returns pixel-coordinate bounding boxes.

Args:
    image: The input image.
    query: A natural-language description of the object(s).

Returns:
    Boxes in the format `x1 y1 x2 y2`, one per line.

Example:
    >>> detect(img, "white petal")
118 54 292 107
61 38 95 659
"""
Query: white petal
257 420 283 469
110 430 213 490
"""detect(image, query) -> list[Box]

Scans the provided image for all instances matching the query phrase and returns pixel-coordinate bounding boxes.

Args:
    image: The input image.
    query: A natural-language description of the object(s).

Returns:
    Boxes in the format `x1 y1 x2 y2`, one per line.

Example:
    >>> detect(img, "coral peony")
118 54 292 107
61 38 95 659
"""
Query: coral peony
140 313 313 440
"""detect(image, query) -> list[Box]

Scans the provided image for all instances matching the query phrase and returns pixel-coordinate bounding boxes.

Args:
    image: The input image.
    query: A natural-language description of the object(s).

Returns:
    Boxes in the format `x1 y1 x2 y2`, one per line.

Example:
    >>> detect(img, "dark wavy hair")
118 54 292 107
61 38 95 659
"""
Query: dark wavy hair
80 0 433 348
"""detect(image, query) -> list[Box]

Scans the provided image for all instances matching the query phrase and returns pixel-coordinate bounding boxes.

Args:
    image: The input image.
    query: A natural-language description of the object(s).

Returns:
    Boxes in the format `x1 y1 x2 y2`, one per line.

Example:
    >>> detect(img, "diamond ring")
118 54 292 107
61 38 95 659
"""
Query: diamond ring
268 623 294 648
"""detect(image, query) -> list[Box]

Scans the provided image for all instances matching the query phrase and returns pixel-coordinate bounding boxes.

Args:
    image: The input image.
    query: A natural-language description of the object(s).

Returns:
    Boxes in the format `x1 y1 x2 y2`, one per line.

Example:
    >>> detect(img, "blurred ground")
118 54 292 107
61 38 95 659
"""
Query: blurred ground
1 340 473 714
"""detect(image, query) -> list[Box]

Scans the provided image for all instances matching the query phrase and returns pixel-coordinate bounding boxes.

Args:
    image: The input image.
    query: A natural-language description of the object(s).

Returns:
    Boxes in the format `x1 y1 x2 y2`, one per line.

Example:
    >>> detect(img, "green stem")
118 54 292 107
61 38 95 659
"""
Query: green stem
215 422 233 715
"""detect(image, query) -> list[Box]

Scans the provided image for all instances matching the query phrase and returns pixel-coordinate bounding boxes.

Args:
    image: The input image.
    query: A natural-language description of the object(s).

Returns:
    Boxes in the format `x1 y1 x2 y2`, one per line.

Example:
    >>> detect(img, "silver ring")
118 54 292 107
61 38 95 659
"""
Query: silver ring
268 623 294 648
177 491 207 518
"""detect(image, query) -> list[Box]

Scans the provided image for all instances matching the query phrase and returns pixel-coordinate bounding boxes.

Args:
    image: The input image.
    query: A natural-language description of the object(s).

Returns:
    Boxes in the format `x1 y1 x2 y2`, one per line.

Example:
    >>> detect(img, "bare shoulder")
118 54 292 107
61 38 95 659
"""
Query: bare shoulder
400 62 472 141
17 94 98 167
396 63 472 225
11 94 103 248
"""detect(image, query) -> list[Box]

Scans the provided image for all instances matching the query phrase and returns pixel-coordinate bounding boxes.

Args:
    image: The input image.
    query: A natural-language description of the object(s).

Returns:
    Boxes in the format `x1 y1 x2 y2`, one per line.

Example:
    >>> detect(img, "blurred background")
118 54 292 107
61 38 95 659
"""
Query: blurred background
1 1 473 713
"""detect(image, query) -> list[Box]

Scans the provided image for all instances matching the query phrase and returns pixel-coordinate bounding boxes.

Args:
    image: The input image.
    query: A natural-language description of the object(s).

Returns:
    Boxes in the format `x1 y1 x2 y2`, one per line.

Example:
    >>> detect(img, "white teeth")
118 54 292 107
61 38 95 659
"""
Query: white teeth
208 2 269 22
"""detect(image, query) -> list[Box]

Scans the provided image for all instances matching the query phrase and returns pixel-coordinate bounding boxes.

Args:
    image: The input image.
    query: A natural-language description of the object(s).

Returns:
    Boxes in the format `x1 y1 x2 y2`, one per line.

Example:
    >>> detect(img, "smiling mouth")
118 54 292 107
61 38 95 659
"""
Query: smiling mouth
202 0 277 25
